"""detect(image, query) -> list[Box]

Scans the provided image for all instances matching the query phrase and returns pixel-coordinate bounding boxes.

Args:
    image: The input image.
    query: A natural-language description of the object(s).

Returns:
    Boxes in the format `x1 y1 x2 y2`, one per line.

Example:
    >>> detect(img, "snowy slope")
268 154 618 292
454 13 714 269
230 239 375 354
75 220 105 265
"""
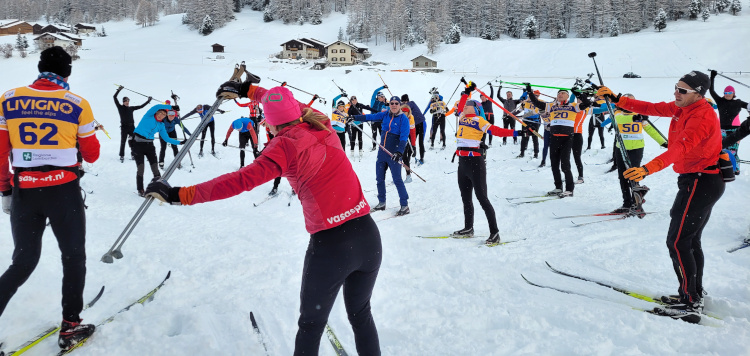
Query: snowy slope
0 9 749 356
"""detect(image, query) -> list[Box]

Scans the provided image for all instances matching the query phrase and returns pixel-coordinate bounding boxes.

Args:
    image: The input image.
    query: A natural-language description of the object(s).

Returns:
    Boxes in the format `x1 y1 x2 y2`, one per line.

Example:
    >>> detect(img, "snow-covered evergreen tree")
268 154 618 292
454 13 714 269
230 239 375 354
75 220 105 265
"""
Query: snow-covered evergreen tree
716 0 730 12
522 15 538 39
426 21 440 54
338 27 344 41
405 25 418 46
445 23 461 44
15 33 24 51
701 7 710 21
263 2 275 22
688 0 702 19
199 14 214 35
654 8 667 31
729 0 741 14
609 18 620 36
310 2 322 25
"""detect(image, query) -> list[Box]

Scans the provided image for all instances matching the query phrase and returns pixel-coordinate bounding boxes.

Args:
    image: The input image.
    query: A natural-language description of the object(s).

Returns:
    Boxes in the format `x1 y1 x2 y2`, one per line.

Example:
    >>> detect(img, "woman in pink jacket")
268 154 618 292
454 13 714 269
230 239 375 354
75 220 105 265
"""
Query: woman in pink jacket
146 83 382 355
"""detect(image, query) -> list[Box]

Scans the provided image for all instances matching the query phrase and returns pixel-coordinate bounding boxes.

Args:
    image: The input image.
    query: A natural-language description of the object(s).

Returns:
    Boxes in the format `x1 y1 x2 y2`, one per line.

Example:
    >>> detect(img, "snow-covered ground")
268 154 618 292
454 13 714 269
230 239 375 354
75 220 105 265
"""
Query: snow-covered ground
1 9 749 355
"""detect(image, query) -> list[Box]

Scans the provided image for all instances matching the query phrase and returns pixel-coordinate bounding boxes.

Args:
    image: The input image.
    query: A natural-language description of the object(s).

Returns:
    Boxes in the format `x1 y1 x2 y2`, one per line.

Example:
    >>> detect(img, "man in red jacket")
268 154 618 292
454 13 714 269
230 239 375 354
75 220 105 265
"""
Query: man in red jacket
598 70 724 324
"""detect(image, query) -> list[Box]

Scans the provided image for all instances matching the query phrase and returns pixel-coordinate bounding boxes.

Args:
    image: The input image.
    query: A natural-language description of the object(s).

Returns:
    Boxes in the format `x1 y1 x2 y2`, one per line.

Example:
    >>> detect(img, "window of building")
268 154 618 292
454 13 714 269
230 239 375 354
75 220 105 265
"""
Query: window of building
332 49 337 53
340 49 346 53
415 62 420 67
332 57 337 61
340 57 346 61
425 62 429 66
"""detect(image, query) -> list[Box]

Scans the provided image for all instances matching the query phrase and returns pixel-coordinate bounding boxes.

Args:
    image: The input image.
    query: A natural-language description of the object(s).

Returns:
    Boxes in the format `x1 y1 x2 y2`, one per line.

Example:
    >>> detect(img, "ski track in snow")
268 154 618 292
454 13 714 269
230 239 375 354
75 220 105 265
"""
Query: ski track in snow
0 9 749 356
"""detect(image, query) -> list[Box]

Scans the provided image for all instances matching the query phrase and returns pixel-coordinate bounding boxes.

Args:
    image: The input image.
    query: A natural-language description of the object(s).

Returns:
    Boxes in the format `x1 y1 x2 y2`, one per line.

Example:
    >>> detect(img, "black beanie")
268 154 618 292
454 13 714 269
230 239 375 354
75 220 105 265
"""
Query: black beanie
401 94 409 102
679 71 709 96
38 46 72 78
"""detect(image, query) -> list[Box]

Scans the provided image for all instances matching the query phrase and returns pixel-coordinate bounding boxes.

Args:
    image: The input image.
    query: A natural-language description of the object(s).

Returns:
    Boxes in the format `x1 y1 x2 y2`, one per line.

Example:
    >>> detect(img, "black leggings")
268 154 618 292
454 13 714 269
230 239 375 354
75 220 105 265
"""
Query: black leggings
430 114 446 146
587 115 605 149
119 125 134 158
199 120 216 152
371 122 381 149
337 131 347 151
0 180 86 321
457 155 498 234
520 123 540 156
615 146 643 207
238 131 252 167
415 123 425 160
295 215 381 356
502 115 517 144
159 130 179 163
666 173 724 303
572 133 584 178
133 140 160 192
349 123 364 150
550 134 574 192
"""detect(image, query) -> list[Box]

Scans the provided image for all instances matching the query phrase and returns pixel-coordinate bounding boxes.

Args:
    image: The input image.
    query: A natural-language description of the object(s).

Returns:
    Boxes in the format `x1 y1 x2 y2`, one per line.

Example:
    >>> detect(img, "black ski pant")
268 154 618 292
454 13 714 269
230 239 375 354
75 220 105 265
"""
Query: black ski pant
587 116 605 149
295 215 381 356
666 172 724 303
481 113 495 145
415 123 426 160
457 155 499 234
119 125 134 158
349 123 364 151
430 114 446 147
403 144 413 175
337 130 347 151
572 133 584 178
519 123 539 156
371 122 382 149
238 131 252 167
615 146 644 207
502 115 517 144
550 134 574 192
541 129 551 163
0 180 86 322
159 130 179 164
199 120 216 153
133 140 160 192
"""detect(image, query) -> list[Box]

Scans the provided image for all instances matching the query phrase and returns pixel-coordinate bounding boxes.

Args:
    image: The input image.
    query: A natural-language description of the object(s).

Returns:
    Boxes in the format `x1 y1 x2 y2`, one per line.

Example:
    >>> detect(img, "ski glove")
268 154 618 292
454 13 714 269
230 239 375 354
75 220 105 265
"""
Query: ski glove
623 166 649 182
465 81 476 94
222 140 228 147
145 178 182 205
2 190 11 215
710 70 717 79
391 151 403 163
217 81 245 99
524 83 532 93
596 86 621 103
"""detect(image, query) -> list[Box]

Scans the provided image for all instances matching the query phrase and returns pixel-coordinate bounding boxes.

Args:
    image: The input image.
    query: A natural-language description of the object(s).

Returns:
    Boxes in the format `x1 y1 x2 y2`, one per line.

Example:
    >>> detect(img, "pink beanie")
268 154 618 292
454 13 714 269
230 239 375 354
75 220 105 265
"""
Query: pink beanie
725 85 735 94
261 86 302 126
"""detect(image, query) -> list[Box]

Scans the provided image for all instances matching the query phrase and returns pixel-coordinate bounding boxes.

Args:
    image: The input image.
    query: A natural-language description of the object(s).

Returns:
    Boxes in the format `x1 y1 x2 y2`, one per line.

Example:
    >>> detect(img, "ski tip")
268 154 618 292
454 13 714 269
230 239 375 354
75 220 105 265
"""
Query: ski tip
165 271 172 280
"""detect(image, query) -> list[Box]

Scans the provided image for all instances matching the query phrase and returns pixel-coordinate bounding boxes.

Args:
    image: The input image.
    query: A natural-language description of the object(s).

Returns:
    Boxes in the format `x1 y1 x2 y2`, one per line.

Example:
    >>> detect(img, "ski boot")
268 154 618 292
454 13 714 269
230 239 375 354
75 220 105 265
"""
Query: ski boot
610 206 631 214
58 319 95 350
396 205 410 216
269 188 278 196
137 189 145 197
371 146 377 152
359 150 364 160
198 150 204 158
538 161 546 168
606 165 617 173
546 188 562 196
372 202 386 211
119 156 124 163
558 191 574 198
159 162 164 169
451 227 474 239
404 175 413 183
651 300 703 324
485 232 501 245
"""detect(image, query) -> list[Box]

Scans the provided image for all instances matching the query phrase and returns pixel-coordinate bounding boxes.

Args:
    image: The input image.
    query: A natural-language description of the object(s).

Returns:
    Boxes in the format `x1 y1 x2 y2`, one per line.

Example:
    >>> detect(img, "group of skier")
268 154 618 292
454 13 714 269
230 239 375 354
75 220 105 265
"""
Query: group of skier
1 46 749 355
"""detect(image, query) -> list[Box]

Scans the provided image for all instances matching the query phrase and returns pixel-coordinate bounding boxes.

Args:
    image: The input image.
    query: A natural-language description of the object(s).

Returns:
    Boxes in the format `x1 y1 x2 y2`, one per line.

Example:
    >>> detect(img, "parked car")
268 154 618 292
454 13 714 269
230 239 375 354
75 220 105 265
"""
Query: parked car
623 72 641 78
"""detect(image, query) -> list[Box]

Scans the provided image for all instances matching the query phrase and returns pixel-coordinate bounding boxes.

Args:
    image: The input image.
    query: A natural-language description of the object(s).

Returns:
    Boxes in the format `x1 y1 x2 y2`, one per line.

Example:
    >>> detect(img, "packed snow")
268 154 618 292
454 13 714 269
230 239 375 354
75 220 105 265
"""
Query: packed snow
1 9 749 356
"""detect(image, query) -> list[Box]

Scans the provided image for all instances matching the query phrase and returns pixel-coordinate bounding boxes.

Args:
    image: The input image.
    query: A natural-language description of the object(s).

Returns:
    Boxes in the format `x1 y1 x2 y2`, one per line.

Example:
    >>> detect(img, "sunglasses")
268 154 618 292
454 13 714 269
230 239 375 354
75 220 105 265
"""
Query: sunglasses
389 102 400 106
674 85 697 95
724 91 734 95
350 96 357 100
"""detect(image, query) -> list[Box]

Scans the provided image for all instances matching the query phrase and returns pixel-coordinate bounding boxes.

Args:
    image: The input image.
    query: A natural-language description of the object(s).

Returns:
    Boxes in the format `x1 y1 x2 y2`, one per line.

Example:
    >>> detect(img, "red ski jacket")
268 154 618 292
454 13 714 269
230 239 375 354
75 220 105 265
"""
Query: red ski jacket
180 87 370 233
617 97 721 174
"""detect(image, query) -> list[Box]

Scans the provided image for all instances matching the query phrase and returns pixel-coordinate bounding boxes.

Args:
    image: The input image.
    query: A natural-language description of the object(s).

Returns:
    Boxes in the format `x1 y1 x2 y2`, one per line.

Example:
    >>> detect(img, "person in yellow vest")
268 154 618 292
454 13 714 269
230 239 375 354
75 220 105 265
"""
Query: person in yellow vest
525 83 592 197
400 103 417 183
607 94 667 213
451 81 519 245
331 100 348 149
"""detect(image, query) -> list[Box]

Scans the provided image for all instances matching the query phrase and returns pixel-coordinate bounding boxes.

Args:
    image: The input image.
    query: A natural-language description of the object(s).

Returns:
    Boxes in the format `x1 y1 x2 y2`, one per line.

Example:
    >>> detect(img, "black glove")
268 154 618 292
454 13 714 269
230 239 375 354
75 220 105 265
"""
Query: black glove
487 81 492 87
391 151 403 162
498 85 503 92
171 105 180 112
383 85 388 89
145 178 182 205
312 94 319 100
608 126 614 133
341 93 348 97
148 96 152 101
281 81 287 86
171 93 178 101
253 147 260 158
524 83 532 93
345 116 354 125
217 81 244 99
710 70 717 79
222 140 228 147
463 81 476 95
117 85 123 91
460 77 467 85
180 139 187 145
661 142 668 148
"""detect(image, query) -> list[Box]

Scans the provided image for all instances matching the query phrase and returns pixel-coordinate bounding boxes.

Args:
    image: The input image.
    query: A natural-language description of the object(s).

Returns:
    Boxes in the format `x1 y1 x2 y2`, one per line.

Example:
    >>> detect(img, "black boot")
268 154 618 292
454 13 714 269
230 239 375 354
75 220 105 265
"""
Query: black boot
451 227 474 238
58 319 95 350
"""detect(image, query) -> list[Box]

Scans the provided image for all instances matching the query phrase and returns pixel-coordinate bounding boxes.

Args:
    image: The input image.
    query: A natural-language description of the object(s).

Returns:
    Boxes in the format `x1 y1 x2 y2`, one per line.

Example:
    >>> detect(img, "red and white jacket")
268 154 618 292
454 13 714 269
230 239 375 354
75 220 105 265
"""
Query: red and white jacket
179 86 370 233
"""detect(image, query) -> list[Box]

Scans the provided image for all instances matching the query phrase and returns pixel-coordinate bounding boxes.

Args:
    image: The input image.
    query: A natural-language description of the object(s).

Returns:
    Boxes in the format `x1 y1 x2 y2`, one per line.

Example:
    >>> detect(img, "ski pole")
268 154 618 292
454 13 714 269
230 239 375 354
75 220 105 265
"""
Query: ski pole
502 83 555 99
587 52 644 209
643 117 668 145
332 80 347 97
708 69 750 89
473 86 543 138
377 74 394 97
499 81 572 91
268 78 327 104
102 62 250 264
92 119 111 139
348 120 426 182
113 84 165 103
